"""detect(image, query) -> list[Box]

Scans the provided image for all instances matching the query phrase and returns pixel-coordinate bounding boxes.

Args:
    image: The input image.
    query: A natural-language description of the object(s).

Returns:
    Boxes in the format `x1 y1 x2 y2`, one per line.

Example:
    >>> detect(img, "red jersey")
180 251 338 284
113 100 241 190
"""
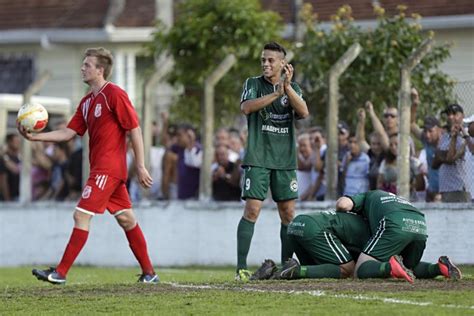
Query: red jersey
67 82 139 181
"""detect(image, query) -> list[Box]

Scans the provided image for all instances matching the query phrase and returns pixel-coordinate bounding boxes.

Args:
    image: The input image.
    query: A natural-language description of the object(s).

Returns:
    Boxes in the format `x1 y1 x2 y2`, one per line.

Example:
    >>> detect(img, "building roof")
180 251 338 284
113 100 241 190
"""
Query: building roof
0 0 156 30
0 0 472 44
261 0 474 22
1 0 473 31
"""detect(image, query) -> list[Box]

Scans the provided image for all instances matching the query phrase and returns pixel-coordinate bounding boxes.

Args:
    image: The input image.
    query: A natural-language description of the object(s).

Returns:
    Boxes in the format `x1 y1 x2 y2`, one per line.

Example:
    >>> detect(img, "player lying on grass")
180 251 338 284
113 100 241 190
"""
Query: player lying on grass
336 190 462 283
250 210 370 280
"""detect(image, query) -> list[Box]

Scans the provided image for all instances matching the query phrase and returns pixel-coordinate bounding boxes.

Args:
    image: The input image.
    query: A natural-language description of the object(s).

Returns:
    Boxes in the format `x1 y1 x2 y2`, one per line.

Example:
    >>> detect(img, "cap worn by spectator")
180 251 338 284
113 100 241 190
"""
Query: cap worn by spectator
338 121 349 134
423 116 440 130
442 103 464 115
464 114 474 125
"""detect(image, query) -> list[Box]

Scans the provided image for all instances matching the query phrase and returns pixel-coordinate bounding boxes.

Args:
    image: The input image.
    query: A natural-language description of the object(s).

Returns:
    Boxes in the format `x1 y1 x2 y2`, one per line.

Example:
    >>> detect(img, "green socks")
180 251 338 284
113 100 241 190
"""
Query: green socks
357 261 391 278
280 224 293 265
300 264 341 279
237 217 255 270
413 262 441 279
357 260 442 279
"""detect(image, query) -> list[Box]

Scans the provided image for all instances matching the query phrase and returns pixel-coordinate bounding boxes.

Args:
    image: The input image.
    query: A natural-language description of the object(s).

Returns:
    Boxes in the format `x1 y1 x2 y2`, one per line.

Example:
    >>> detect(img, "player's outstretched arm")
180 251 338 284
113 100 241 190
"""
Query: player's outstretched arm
17 123 76 142
129 126 153 189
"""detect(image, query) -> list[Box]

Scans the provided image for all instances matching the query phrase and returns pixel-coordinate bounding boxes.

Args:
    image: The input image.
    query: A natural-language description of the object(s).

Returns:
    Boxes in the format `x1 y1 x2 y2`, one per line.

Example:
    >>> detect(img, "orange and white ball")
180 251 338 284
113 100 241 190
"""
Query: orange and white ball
17 103 49 133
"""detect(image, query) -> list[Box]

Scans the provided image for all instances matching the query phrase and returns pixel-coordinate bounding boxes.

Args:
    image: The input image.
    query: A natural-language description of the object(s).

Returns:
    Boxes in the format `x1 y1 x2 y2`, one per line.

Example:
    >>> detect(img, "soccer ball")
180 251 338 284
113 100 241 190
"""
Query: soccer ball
17 103 49 133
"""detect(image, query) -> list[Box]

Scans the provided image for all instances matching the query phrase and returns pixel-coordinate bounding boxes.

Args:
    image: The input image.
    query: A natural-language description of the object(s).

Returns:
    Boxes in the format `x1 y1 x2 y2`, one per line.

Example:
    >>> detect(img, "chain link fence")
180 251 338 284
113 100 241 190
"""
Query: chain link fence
455 80 474 116
455 80 474 201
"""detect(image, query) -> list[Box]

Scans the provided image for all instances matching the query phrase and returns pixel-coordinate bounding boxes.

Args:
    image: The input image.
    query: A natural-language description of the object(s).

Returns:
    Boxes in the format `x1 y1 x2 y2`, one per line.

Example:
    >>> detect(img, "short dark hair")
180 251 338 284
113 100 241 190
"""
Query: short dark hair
6 133 18 143
177 123 195 133
308 126 326 138
442 103 464 115
263 42 286 57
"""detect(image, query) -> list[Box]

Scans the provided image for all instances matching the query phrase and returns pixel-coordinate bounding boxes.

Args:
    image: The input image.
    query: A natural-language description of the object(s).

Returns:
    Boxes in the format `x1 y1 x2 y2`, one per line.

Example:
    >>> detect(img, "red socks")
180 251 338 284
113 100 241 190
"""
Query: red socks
56 228 89 277
125 224 155 275
55 225 154 277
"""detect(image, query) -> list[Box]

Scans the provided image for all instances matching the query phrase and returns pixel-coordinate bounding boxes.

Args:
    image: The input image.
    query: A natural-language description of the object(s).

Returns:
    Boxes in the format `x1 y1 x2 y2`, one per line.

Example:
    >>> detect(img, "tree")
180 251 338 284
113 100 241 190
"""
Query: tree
295 4 455 127
149 0 283 128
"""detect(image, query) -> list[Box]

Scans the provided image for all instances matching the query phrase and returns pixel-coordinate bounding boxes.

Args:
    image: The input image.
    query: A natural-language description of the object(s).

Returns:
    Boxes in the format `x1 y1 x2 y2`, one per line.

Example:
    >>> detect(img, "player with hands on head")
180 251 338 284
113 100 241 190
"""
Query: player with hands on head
20 47 158 285
236 41 308 281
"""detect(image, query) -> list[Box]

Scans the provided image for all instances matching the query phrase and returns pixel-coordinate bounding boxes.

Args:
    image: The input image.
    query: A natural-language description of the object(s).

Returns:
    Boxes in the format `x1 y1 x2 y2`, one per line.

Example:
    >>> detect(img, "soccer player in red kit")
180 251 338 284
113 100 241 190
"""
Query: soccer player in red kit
18 47 159 284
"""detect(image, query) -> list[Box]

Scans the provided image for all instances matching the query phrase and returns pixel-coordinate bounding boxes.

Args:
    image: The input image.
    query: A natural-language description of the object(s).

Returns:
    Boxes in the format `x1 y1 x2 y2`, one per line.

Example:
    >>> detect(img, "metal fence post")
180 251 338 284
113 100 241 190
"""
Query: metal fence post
398 39 433 199
199 54 236 201
20 71 51 204
325 43 362 200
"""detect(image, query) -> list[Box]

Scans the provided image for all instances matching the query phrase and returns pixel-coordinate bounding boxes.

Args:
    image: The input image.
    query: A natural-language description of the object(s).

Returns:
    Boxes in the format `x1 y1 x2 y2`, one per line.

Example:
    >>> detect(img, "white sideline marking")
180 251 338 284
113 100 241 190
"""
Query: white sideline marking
165 282 474 310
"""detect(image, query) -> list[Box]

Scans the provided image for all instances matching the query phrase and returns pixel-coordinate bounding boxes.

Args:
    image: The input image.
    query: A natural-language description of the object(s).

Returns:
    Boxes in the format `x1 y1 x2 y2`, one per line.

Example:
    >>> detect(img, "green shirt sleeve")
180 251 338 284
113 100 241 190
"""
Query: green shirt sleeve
241 77 258 103
346 192 367 214
291 82 303 98
290 82 304 120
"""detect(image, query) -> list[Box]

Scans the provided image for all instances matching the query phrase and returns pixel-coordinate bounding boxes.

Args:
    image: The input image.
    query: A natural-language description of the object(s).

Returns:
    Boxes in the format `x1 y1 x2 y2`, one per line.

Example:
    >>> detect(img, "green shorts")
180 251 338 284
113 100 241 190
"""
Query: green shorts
363 211 428 268
287 216 353 265
241 166 298 202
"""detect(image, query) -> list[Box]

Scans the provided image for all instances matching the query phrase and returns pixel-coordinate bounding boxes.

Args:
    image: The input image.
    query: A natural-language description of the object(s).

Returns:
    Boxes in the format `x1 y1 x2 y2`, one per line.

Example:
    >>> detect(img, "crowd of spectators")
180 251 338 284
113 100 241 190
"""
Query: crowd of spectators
1 93 473 203
0 121 83 202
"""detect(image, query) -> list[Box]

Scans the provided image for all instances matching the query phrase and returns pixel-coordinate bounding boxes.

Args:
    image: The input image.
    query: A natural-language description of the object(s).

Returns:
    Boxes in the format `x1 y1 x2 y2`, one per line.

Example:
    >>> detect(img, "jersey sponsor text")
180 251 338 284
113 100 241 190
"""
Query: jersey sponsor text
261 125 289 134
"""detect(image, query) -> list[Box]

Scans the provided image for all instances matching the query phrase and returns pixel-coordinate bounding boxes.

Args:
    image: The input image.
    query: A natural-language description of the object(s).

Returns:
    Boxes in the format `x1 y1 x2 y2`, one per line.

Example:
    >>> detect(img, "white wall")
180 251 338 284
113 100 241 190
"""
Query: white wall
435 28 474 82
0 201 472 267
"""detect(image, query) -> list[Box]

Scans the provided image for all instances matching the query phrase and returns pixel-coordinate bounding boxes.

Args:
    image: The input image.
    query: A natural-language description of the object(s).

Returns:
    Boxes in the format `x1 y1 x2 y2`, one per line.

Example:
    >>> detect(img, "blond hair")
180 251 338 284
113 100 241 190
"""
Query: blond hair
84 47 114 79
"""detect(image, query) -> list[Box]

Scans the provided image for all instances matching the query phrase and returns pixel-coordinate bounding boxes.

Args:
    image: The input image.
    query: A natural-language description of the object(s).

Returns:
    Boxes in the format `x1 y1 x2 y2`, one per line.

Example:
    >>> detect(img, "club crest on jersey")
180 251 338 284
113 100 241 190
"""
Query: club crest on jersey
280 95 289 107
94 104 102 118
82 185 92 199
290 179 298 192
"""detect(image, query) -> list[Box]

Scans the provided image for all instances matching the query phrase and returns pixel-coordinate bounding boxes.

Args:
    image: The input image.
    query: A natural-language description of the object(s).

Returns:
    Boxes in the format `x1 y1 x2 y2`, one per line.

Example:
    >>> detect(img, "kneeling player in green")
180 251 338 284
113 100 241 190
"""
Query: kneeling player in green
336 190 462 283
251 210 370 280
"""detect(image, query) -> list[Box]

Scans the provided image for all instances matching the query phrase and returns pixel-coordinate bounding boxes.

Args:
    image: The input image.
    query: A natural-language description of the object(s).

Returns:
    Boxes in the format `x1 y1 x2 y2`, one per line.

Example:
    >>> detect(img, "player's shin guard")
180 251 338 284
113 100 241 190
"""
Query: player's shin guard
56 228 89 277
357 261 391 279
237 217 255 270
125 224 154 275
280 224 293 265
413 261 441 279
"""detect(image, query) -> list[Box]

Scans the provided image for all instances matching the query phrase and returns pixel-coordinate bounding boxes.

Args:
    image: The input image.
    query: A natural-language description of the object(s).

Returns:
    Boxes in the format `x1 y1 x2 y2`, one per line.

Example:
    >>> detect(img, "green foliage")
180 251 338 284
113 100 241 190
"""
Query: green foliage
296 4 455 127
149 0 283 128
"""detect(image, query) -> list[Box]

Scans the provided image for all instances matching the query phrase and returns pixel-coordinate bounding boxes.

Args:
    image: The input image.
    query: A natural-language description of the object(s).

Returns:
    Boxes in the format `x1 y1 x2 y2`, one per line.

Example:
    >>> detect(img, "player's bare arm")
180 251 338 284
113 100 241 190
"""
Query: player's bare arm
129 126 153 189
240 91 281 115
283 64 309 119
17 123 76 142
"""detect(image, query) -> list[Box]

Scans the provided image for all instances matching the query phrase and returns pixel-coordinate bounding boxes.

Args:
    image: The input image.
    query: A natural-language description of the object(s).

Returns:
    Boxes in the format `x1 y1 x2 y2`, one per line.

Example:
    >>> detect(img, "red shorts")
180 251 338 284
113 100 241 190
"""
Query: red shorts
77 174 132 215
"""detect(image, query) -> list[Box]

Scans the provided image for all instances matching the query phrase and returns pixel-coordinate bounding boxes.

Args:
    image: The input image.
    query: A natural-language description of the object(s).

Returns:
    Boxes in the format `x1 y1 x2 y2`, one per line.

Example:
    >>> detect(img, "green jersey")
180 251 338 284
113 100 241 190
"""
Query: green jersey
292 210 370 254
240 76 303 170
348 190 424 233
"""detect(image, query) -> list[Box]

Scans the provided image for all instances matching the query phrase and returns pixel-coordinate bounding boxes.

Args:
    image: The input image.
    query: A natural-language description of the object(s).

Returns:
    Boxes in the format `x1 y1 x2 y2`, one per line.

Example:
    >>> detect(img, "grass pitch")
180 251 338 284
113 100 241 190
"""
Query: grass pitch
1 266 473 315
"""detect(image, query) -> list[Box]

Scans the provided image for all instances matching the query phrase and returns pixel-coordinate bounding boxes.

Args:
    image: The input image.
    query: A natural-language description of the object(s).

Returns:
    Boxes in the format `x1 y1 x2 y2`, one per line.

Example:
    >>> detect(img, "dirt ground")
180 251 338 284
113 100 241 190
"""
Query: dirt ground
11 278 474 298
